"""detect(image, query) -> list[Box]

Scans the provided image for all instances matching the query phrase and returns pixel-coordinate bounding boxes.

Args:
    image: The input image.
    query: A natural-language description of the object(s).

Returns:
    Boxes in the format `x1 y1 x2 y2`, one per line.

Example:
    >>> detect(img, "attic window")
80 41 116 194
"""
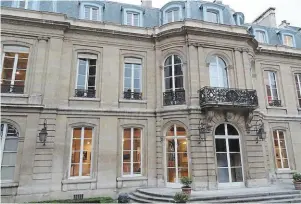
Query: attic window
207 10 219 23
283 34 294 47
255 30 268 43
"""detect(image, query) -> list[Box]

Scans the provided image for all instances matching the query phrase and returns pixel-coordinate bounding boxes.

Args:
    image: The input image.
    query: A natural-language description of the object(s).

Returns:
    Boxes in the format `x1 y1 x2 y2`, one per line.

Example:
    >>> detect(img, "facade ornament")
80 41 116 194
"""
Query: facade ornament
234 47 243 52
242 48 249 53
37 36 49 42
227 65 234 69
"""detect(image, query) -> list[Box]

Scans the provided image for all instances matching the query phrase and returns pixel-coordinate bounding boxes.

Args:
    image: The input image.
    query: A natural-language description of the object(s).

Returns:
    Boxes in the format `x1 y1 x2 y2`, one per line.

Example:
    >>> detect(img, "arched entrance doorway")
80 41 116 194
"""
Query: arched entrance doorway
165 124 189 188
215 123 244 188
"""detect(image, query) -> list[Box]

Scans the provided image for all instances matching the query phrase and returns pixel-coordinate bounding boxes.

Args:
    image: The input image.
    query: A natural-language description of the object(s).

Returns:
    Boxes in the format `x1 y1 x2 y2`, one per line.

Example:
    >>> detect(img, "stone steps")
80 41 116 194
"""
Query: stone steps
130 188 301 203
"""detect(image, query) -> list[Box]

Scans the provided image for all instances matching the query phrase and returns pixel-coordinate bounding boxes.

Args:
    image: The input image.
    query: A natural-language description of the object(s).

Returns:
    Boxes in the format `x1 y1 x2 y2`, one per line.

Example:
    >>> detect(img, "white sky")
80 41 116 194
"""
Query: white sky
112 0 301 27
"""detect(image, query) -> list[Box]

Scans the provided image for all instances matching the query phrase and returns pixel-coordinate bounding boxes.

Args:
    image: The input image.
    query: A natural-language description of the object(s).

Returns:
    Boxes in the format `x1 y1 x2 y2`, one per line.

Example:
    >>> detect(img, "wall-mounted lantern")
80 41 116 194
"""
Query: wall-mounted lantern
249 119 266 143
198 119 211 143
39 119 48 146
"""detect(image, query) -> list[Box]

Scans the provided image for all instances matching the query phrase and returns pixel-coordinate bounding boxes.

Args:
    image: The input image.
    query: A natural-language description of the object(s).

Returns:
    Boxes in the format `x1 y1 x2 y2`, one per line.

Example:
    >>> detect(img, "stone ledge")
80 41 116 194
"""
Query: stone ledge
117 176 147 181
61 178 97 184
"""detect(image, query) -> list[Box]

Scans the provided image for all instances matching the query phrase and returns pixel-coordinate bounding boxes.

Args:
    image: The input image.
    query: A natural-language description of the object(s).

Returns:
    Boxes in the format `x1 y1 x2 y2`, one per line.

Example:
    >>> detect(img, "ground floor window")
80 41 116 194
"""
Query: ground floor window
273 130 289 169
122 128 142 176
70 127 93 178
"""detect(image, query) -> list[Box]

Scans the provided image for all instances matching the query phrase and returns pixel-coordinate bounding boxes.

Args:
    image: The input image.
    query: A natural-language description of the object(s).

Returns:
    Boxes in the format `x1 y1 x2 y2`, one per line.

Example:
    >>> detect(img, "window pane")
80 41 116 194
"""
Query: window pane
92 8 98 20
215 139 226 152
133 163 141 174
71 151 81 163
89 66 96 76
167 168 176 182
70 164 80 177
2 152 17 166
167 11 172 23
174 55 182 64
174 64 183 76
17 58 28 69
77 75 86 88
134 79 140 89
3 57 15 68
165 78 172 90
123 129 131 139
134 128 141 138
126 13 132 25
207 11 218 23
176 126 186 136
230 153 242 167
228 139 240 152
133 14 139 26
124 67 131 78
73 128 81 139
88 76 95 86
72 139 81 151
123 151 131 162
164 66 172 77
283 159 289 168
124 78 131 90
84 7 90 19
177 139 187 152
1 167 15 180
174 10 179 21
218 168 229 183
217 153 228 167
82 163 91 176
4 139 18 151
231 167 243 182
123 163 131 175
84 128 92 138
134 68 141 79
133 151 141 162
1 69 13 80
174 76 183 88
164 56 172 66
215 124 225 135
227 125 239 135
83 140 92 151
123 140 131 150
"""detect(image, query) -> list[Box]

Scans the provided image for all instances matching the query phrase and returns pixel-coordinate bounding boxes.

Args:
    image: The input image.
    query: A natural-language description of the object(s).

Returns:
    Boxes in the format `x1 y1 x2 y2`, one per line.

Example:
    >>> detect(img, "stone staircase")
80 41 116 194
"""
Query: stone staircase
130 188 301 203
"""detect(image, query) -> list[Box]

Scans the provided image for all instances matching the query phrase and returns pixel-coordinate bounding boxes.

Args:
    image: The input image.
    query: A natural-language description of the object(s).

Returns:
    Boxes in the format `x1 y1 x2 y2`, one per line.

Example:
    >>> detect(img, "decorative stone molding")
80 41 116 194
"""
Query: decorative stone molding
234 47 243 52
227 65 234 69
37 36 49 42
242 48 250 53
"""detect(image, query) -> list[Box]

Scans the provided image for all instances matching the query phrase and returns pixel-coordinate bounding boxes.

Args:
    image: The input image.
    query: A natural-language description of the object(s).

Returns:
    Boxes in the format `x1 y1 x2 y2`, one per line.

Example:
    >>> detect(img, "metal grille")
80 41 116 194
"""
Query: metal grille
74 89 96 98
123 91 142 100
73 194 84 200
163 89 186 106
1 85 24 94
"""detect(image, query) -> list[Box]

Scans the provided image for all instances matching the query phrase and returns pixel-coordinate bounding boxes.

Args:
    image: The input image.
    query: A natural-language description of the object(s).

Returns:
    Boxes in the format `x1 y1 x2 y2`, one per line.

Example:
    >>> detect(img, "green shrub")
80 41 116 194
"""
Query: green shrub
180 176 193 187
32 196 115 203
173 192 189 203
293 172 301 182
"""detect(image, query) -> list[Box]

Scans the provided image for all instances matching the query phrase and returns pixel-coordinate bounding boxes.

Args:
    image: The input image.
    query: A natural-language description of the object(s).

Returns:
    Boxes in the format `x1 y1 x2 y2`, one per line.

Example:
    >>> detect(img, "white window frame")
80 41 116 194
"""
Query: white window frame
254 28 269 44
68 127 93 179
294 73 301 107
0 123 19 183
235 14 244 25
123 8 143 27
52 0 57 12
273 130 290 170
266 71 280 101
123 62 142 94
80 3 102 21
209 56 229 88
281 33 296 47
163 55 184 92
165 9 180 23
126 12 140 26
75 57 97 96
14 0 29 9
203 6 223 24
162 4 183 24
121 128 142 177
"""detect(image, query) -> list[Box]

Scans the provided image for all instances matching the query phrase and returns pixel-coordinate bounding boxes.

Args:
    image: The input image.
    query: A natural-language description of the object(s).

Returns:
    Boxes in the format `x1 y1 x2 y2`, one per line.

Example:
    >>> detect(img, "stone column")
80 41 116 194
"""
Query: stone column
242 48 254 90
188 43 200 106
234 48 245 89
197 44 207 87
155 42 162 110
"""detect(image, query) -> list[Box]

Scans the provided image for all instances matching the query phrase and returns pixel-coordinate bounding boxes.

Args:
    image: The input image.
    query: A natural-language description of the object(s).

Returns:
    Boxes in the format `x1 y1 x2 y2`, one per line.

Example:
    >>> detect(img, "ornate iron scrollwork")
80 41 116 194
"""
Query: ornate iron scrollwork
247 116 266 143
198 110 214 143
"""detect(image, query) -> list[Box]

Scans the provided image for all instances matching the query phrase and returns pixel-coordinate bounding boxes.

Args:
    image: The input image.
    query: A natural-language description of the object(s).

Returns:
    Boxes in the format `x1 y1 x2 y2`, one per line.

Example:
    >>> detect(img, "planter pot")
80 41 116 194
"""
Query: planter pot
294 181 301 190
181 187 192 195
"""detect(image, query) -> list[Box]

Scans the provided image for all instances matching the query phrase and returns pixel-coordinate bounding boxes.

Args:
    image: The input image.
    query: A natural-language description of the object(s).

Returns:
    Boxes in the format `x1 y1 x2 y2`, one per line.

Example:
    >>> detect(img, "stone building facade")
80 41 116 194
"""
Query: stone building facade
1 0 301 202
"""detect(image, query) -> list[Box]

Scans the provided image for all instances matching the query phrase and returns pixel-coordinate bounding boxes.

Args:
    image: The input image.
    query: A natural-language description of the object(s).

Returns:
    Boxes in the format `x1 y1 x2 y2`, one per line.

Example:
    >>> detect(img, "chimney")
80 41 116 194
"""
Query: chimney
279 20 290 28
141 0 152 8
213 0 223 4
252 7 276 27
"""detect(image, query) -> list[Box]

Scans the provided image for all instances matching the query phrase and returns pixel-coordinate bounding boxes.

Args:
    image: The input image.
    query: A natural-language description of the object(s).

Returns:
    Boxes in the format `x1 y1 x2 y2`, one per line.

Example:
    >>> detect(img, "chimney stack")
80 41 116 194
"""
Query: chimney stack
279 20 290 28
141 0 152 8
252 7 276 27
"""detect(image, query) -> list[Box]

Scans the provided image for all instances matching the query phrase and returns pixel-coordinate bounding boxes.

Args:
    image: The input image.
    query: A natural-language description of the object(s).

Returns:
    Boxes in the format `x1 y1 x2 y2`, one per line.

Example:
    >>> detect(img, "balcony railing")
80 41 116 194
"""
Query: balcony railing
123 91 142 100
199 86 258 109
268 100 281 107
75 89 96 98
163 90 185 106
1 85 24 94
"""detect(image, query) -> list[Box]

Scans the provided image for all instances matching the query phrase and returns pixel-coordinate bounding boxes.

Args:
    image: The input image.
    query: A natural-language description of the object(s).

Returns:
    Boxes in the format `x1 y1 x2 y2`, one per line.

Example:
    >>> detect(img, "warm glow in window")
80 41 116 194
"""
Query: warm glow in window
264 71 280 106
294 73 301 107
273 130 289 169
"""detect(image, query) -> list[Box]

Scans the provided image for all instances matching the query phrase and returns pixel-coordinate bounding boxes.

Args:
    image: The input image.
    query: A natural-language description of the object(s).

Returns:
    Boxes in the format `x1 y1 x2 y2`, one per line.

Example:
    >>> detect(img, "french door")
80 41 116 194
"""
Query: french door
165 125 189 188
215 124 244 188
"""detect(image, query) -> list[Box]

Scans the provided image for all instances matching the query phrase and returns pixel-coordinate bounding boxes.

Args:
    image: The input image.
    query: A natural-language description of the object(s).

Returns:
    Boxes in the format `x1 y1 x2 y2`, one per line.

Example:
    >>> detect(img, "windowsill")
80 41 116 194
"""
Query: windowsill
162 104 187 110
69 97 100 102
1 93 28 98
119 99 147 104
62 178 96 184
0 182 19 188
275 169 296 174
117 176 147 181
266 106 287 110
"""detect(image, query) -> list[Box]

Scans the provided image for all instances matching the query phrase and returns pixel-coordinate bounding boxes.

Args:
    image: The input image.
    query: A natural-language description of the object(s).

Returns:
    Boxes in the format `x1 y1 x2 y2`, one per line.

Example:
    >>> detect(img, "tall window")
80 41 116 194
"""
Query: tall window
166 9 180 23
1 46 29 94
264 71 281 106
207 10 219 23
295 73 301 107
255 30 267 43
84 6 99 21
126 12 140 26
75 55 96 98
209 56 228 88
273 130 289 169
283 35 294 47
163 55 185 106
123 58 142 100
1 123 19 181
122 128 141 176
70 127 93 178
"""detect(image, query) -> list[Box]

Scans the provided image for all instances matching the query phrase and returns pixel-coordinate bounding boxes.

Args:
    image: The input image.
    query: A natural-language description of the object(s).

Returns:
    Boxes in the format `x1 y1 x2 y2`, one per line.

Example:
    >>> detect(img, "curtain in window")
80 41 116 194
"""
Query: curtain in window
209 56 228 88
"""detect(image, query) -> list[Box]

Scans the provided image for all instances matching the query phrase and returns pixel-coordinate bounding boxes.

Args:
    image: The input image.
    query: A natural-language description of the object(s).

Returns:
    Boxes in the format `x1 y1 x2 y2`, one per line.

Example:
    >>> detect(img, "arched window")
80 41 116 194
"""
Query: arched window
209 56 228 88
163 55 185 105
1 123 19 181
165 124 188 186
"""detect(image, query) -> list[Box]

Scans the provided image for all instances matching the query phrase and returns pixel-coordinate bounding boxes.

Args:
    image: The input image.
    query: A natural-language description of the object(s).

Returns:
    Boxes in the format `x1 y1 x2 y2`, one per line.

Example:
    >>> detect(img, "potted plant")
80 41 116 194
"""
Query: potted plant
180 176 193 195
293 172 301 190
173 192 189 203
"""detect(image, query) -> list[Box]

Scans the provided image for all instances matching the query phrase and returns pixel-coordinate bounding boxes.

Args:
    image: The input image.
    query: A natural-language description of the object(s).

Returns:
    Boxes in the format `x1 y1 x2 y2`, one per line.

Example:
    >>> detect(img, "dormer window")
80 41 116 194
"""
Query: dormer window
207 10 219 23
13 0 39 10
255 30 268 43
126 12 140 26
282 34 295 47
17 0 29 9
166 9 180 23
80 3 103 21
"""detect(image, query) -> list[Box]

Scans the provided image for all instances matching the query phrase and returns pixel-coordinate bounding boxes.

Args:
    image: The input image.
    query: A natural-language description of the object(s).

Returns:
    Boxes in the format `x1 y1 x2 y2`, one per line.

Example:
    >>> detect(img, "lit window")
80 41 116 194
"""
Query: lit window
207 10 219 23
166 9 180 23
70 127 93 178
123 58 142 100
84 6 99 21
126 12 140 26
264 71 281 106
273 130 289 169
75 55 97 98
283 35 294 47
255 30 267 43
1 46 29 94
122 128 142 176
294 73 301 107
1 123 19 181
209 56 228 88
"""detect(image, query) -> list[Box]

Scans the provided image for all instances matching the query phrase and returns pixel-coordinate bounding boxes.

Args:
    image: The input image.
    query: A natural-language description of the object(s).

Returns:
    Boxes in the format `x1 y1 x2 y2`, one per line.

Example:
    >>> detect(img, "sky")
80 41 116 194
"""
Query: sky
112 0 301 27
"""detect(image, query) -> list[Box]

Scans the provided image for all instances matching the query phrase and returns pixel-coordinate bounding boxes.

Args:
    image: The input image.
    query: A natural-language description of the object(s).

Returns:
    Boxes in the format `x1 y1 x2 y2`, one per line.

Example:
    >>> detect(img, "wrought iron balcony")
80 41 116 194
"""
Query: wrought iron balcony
1 85 24 94
163 90 185 106
268 100 281 107
199 86 258 109
75 89 96 98
123 91 142 100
